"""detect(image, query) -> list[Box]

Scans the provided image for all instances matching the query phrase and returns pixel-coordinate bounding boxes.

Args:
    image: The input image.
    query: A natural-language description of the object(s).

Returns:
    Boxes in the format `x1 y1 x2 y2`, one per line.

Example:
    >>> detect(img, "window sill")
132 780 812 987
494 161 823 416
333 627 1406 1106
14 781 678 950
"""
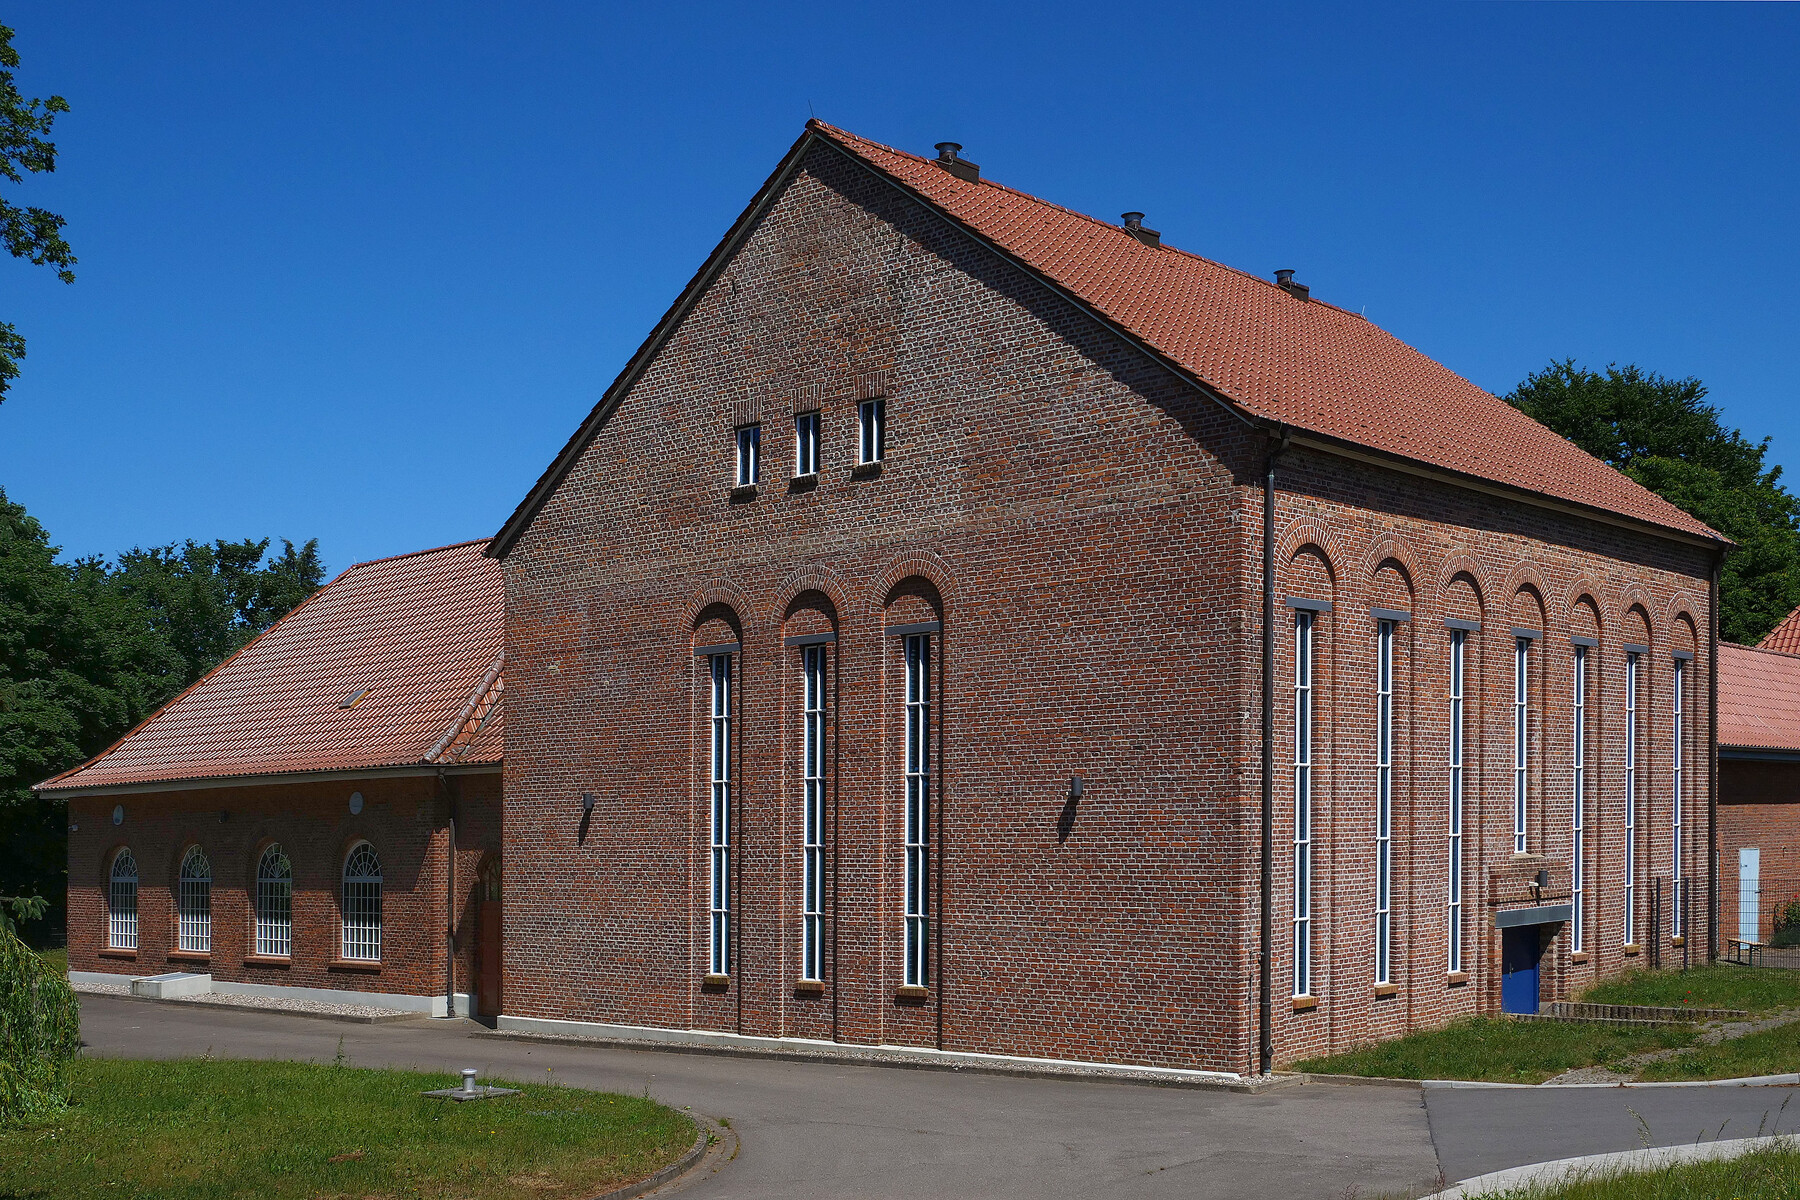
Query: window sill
1291 995 1318 1012
702 973 730 992
1670 936 1686 948
245 955 291 968
788 473 819 493
729 484 758 502
329 958 382 972
97 947 137 960
1622 944 1642 957
794 979 825 997
894 985 929 1005
1446 972 1470 986
1569 952 1590 964
1373 982 1399 998
167 950 211 964
850 461 883 478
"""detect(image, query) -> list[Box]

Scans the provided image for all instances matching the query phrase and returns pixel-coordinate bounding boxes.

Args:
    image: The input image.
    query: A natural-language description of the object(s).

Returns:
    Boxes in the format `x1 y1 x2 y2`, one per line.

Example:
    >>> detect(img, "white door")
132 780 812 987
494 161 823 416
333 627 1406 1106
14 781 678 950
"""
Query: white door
1740 847 1762 942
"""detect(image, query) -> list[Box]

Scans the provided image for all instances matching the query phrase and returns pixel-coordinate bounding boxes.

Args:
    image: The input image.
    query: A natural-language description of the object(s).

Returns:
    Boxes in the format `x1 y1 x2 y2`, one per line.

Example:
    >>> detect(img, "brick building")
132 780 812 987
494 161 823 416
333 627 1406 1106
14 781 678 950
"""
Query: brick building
45 540 503 1016
1717 612 1800 950
485 122 1727 1074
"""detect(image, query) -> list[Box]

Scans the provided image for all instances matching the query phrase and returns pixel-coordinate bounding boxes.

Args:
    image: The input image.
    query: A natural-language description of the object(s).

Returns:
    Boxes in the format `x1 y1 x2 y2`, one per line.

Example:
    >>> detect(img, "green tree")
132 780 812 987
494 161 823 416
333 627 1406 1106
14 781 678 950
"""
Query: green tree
0 487 323 944
1506 361 1800 645
0 22 75 400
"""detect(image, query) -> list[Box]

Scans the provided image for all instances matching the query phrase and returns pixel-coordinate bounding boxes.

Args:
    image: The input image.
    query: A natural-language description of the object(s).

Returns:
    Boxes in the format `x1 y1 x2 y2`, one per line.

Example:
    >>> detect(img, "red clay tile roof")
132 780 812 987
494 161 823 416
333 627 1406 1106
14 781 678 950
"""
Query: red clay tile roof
1759 606 1800 656
38 540 503 793
1720 642 1800 752
808 122 1721 543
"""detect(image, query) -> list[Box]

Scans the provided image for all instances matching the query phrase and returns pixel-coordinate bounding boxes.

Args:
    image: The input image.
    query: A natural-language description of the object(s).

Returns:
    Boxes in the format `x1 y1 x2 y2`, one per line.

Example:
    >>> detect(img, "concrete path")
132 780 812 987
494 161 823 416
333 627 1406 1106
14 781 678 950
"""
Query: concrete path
78 994 1436 1199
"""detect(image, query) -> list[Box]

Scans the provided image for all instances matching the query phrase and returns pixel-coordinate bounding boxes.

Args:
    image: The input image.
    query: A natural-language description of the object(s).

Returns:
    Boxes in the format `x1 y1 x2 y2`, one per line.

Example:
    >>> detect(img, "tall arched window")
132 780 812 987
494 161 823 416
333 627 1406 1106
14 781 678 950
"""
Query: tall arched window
341 843 382 961
178 846 212 953
108 849 138 950
255 844 293 957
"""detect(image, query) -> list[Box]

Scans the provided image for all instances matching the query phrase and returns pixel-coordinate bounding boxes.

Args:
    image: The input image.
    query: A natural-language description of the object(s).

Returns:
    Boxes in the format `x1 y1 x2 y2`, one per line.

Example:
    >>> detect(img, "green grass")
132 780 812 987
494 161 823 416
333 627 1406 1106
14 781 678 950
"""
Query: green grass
35 947 66 975
1487 1143 1800 1198
1637 1018 1800 1082
1577 965 1800 1015
1292 1016 1696 1084
0 1056 696 1200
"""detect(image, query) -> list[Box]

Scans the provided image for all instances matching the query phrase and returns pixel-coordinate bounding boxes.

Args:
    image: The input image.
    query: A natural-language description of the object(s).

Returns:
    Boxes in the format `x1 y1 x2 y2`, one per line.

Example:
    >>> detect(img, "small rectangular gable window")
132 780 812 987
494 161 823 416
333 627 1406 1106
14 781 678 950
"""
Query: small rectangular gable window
795 411 820 477
859 398 885 465
736 425 760 487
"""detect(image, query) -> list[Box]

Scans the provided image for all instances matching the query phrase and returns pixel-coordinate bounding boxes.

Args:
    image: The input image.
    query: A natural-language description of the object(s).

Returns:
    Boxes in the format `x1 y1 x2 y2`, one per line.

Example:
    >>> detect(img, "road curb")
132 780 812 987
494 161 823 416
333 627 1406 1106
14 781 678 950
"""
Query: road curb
587 1116 716 1200
1422 1072 1800 1090
1422 1132 1798 1198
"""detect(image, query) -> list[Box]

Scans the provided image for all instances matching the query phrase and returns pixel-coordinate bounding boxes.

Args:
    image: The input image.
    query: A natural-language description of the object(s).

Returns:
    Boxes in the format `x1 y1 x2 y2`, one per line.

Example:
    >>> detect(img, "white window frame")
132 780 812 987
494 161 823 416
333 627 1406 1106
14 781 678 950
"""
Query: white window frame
1447 628 1465 975
1624 651 1640 946
903 633 931 988
341 842 382 962
735 424 760 487
1293 610 1314 998
709 653 733 977
1571 644 1588 955
108 848 138 950
801 644 826 982
1513 636 1530 854
1375 619 1394 985
178 846 212 954
255 843 293 958
1672 655 1686 939
858 398 885 465
794 410 820 478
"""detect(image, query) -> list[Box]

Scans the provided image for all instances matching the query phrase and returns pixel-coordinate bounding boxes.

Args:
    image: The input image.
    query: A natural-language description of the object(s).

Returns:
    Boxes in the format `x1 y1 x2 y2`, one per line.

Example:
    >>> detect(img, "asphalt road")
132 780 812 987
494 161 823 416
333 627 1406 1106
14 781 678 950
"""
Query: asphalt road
73 994 1800 1198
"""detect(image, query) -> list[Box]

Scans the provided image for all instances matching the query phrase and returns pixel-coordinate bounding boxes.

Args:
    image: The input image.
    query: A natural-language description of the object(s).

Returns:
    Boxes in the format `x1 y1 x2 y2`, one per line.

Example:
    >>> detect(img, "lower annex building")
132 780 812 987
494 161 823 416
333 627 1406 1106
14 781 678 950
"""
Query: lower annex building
51 123 1728 1075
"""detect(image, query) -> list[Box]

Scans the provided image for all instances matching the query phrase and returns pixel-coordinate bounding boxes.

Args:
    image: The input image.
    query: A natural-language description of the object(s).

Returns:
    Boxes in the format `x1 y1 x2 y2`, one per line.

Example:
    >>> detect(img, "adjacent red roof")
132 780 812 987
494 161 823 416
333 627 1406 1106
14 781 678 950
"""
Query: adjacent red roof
807 122 1721 542
1759 606 1800 656
38 540 503 793
1720 642 1800 752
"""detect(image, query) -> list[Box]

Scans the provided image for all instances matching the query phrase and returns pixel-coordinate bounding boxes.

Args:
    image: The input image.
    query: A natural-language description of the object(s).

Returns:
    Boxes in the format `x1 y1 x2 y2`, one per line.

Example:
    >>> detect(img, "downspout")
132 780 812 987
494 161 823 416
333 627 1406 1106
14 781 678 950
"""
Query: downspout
1259 427 1289 1076
1707 557 1721 962
438 769 460 1018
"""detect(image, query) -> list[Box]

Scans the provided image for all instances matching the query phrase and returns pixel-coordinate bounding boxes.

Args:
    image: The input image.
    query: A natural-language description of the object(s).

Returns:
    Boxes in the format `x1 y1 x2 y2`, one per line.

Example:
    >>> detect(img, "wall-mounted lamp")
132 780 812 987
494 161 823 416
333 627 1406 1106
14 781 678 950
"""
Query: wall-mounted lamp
1069 776 1084 801
1535 868 1550 890
581 792 596 814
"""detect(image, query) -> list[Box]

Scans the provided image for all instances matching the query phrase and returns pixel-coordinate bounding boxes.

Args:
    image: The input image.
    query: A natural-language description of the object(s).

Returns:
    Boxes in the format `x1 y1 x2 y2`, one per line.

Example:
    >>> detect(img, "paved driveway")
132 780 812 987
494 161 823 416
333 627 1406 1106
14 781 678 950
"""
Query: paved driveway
78 995 1437 1199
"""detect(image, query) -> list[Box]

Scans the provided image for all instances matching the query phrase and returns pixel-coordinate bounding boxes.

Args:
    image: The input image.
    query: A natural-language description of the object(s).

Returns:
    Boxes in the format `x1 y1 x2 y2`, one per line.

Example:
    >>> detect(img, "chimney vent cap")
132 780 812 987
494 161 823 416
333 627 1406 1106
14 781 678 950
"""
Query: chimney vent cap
935 142 962 163
932 142 980 182
1122 212 1144 230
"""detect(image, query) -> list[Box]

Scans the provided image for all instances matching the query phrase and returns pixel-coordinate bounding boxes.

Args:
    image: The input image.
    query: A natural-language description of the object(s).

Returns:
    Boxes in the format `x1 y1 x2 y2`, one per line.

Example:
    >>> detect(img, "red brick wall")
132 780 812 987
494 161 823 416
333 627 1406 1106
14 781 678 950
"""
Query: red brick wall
499 140 1717 1072
1719 759 1800 941
65 771 501 1003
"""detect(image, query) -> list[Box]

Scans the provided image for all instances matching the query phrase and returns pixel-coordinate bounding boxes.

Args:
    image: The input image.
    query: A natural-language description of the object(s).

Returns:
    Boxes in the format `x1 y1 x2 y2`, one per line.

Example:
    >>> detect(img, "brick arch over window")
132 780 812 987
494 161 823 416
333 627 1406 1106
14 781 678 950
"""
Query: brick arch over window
782 589 839 638
1277 518 1347 579
1671 611 1699 655
693 602 744 650
1621 601 1654 647
686 580 754 635
1569 593 1603 642
1362 533 1425 597
1436 553 1492 612
770 565 851 628
1663 593 1704 641
1442 572 1483 626
1562 577 1610 627
1509 581 1548 632
872 550 957 613
1502 563 1550 624
1370 557 1416 613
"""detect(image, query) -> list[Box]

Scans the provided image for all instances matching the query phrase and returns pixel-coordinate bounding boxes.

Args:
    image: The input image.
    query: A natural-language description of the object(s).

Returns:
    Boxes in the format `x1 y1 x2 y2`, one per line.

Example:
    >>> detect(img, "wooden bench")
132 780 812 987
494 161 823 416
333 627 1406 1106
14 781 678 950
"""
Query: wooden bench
1727 937 1765 966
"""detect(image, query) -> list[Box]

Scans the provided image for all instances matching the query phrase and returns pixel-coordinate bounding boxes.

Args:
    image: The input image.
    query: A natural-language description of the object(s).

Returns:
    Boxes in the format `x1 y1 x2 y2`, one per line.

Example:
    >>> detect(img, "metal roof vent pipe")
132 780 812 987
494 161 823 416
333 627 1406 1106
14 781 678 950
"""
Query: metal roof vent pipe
1121 212 1161 248
933 142 980 183
1274 269 1311 301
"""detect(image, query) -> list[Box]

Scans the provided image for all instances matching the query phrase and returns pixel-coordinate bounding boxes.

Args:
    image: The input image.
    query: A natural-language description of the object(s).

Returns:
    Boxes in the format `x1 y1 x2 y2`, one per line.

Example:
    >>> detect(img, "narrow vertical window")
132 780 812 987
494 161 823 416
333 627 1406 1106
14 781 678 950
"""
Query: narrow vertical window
1671 655 1686 939
1375 619 1393 985
1513 636 1530 853
108 849 138 950
735 425 760 487
859 398 885 465
903 633 931 988
255 843 293 958
178 846 212 954
801 644 826 982
1623 651 1640 946
1571 645 1588 954
1293 610 1314 998
1446 629 1465 974
342 842 382 961
709 653 733 977
794 411 820 477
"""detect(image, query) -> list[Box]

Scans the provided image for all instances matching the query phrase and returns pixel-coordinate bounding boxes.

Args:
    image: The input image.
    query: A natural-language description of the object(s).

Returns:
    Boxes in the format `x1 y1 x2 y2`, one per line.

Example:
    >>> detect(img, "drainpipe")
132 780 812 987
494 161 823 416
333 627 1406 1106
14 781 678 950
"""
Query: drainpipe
438 769 460 1017
1259 427 1289 1077
1707 558 1721 963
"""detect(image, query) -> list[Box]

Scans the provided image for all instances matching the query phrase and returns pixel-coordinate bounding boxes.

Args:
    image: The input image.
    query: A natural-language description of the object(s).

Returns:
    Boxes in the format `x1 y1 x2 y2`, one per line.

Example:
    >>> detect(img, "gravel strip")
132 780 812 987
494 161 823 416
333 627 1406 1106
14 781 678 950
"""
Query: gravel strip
70 981 131 996
177 992 410 1020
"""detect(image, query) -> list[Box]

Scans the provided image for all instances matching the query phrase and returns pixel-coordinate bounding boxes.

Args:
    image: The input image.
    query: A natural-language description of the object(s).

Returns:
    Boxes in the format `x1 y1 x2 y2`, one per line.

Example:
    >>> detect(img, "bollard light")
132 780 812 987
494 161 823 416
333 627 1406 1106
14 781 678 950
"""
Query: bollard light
461 1068 478 1095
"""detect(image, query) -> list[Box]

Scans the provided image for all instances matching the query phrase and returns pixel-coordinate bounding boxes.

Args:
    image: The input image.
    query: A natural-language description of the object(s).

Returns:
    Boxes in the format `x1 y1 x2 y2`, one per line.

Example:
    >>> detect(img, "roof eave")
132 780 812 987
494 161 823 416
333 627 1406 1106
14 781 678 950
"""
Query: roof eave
36 760 502 800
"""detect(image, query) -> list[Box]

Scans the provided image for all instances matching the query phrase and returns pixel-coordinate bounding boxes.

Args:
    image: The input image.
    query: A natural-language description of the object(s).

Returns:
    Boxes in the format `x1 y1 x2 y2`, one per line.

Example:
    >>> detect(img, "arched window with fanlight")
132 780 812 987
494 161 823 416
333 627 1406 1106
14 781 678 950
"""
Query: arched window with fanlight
108 849 138 950
341 843 382 961
178 846 212 953
255 844 293 957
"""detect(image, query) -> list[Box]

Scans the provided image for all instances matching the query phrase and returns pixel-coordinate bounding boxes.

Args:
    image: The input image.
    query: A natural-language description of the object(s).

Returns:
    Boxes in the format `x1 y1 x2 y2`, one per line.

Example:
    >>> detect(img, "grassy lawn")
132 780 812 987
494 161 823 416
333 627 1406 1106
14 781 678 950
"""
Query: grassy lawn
1637 1019 1800 1083
1484 1142 1800 1198
1577 965 1800 1015
1292 1016 1695 1084
0 1057 696 1200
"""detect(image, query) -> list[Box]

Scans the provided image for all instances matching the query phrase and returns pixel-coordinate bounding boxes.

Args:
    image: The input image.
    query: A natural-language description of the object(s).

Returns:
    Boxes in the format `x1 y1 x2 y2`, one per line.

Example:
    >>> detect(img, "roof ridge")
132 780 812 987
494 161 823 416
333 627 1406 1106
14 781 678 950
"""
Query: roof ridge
1726 640 1800 662
347 537 493 572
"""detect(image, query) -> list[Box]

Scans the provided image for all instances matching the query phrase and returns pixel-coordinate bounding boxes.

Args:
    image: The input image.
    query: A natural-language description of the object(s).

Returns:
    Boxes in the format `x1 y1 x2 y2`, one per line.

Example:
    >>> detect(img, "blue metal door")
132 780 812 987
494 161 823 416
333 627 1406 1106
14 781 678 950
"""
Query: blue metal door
1500 927 1541 1014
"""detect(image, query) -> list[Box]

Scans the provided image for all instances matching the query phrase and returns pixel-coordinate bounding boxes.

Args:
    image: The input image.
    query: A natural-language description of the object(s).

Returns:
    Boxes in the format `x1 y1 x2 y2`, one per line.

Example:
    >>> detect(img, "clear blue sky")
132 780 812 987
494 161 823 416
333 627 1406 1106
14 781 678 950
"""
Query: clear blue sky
3 2 1796 576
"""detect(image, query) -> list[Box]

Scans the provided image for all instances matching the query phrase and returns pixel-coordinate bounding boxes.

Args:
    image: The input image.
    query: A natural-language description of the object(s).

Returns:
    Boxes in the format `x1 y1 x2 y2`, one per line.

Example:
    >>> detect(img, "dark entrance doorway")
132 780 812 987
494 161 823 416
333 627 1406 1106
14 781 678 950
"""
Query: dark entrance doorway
1500 926 1542 1014
476 857 502 1017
